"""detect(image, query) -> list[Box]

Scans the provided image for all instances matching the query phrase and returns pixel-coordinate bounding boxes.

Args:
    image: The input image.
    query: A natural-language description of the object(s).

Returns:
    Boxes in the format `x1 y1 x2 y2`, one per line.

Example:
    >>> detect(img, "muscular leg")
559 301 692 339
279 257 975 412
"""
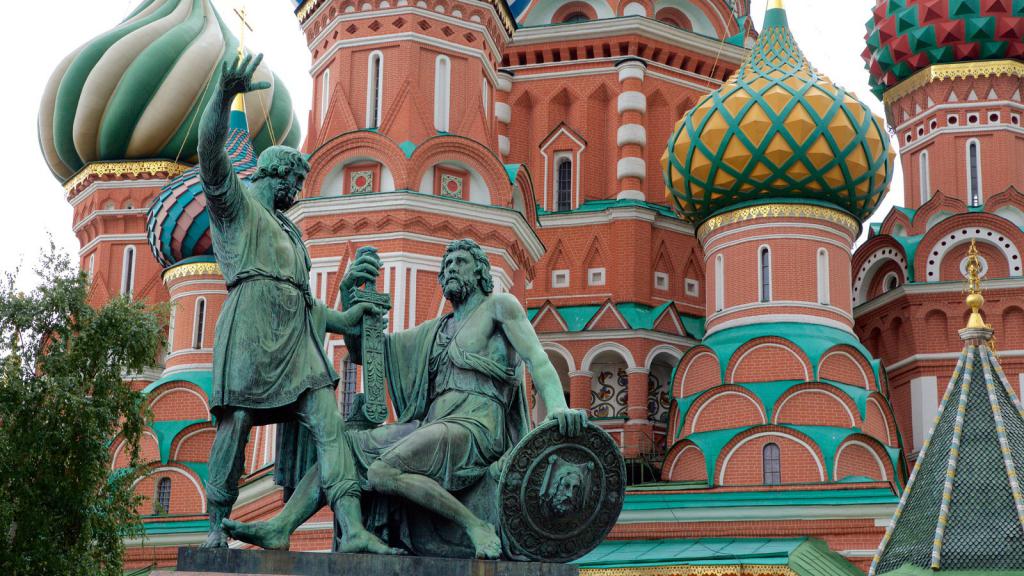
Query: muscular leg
366 428 501 559
203 408 254 548
289 388 403 554
223 462 324 550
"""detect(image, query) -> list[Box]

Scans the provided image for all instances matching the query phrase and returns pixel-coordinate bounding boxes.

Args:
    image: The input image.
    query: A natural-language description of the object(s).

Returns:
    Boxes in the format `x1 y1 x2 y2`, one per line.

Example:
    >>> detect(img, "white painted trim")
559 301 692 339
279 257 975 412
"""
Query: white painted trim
616 189 645 200
495 72 512 92
538 205 694 235
919 149 930 204
494 101 511 123
581 341 637 371
757 244 771 303
852 247 908 305
538 330 698 347
702 222 854 255
910 375 939 451
855 276 1024 315
644 344 683 369
616 123 646 147
681 351 719 396
705 233 851 260
616 157 646 180
708 300 855 325
817 248 830 306
966 137 983 206
550 268 570 288
617 91 646 114
111 430 159 470
150 387 209 415
70 178 169 206
666 444 704 481
866 396 894 445
532 305 569 331
691 391 766 433
365 51 384 128
72 208 149 233
321 66 331 125
289 194 545 261
497 134 510 156
706 314 854 337
617 61 646 82
161 362 213 375
718 431 825 485
819 350 870 389
542 342 577 372
894 99 1024 131
79 234 148 256
834 440 887 481
434 54 451 132
775 388 855 428
899 122 1024 153
924 227 1021 281
587 302 630 331
171 426 214 461
539 126 587 212
729 342 809 383
192 297 207 349
714 253 724 312
587 267 606 286
121 245 137 296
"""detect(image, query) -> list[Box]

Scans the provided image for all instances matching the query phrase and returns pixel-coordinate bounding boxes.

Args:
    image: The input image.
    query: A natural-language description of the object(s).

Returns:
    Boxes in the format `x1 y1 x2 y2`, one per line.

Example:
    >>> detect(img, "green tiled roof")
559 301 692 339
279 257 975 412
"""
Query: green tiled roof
150 419 209 464
873 341 1024 574
575 538 863 575
701 323 880 385
622 487 899 513
528 302 704 339
142 370 213 399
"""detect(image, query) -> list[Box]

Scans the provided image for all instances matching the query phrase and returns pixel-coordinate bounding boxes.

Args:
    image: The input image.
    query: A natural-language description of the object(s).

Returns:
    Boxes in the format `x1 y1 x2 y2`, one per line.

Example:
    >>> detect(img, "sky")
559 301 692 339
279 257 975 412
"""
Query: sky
0 0 902 287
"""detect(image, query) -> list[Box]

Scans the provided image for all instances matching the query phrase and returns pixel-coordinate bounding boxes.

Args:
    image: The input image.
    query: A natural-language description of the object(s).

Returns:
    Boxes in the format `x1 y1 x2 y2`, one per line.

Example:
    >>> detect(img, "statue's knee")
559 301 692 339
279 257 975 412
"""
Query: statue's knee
367 460 398 492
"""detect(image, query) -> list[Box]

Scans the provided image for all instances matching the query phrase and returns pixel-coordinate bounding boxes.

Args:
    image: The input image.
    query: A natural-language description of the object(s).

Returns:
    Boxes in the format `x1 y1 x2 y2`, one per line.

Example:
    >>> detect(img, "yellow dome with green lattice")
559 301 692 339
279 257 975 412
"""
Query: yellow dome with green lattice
662 2 896 224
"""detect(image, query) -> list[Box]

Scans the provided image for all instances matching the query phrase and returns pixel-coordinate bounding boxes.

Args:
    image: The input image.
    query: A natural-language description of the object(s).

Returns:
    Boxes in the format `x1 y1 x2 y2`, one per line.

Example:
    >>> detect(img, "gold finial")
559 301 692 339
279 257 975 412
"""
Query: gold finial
233 5 253 59
964 239 989 330
768 0 784 9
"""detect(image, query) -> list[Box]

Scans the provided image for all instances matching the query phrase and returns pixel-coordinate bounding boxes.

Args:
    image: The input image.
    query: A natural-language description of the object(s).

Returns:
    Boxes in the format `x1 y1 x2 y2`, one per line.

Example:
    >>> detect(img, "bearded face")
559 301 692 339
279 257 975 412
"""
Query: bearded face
440 249 481 305
547 471 583 516
272 169 306 211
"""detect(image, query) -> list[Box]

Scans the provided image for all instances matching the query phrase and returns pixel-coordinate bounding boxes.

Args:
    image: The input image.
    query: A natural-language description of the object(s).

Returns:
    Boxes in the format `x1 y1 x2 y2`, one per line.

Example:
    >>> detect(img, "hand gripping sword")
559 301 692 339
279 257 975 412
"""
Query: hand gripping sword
352 256 391 424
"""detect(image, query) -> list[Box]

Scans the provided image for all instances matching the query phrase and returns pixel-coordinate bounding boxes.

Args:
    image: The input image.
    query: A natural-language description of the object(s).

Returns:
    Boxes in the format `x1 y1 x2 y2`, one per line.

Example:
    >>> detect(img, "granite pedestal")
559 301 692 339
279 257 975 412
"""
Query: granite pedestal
153 547 579 576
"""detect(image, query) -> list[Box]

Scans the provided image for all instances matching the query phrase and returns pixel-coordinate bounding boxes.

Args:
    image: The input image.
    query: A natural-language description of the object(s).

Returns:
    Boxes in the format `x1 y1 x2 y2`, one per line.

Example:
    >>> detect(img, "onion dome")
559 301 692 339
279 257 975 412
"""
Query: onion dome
863 0 1024 98
38 0 300 182
662 1 895 224
146 98 256 267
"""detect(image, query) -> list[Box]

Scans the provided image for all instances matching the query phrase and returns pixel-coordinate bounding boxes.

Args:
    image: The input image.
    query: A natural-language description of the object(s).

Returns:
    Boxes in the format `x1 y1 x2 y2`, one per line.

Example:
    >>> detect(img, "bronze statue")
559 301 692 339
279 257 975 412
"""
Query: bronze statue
222 240 602 559
196 53 393 554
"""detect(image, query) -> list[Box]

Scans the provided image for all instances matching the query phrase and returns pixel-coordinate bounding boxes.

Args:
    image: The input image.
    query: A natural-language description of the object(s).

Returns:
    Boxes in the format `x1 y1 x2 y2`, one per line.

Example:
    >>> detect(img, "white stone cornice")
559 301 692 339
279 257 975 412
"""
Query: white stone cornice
708 300 855 325
70 178 170 207
78 234 148 255
899 123 1024 153
853 276 1024 316
626 367 650 375
569 370 594 378
539 330 699 347
537 205 694 235
705 313 854 338
72 208 149 233
495 71 513 92
893 100 1024 132
510 17 748 67
617 62 646 83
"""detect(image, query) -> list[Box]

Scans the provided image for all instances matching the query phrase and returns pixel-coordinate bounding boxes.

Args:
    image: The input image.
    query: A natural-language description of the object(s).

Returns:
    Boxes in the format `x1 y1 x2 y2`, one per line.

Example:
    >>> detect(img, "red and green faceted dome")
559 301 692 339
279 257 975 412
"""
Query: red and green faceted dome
863 0 1024 98
662 4 895 224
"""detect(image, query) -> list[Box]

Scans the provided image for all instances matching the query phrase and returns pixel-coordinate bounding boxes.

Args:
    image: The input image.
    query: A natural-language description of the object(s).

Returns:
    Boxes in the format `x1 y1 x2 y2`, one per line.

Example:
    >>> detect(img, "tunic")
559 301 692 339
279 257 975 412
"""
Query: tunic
203 174 336 415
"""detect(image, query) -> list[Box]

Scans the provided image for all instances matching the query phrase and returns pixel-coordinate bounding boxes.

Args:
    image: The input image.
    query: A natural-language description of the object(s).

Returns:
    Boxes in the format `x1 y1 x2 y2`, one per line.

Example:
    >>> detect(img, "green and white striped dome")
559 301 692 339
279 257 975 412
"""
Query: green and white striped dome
38 0 300 183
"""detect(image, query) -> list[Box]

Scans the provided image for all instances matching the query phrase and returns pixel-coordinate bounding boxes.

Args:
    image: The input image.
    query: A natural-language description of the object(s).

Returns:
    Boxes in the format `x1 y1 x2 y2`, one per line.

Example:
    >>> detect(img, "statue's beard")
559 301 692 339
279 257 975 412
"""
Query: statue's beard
443 275 476 306
273 180 298 211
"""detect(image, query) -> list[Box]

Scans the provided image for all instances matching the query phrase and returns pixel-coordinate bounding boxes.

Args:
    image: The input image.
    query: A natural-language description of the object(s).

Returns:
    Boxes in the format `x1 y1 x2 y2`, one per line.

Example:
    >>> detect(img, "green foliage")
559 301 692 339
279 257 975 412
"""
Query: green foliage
0 244 164 576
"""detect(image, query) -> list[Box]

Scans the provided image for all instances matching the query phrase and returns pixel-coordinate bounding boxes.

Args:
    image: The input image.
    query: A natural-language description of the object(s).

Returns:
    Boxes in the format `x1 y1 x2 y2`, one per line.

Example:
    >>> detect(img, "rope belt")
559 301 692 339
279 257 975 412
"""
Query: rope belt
227 271 315 309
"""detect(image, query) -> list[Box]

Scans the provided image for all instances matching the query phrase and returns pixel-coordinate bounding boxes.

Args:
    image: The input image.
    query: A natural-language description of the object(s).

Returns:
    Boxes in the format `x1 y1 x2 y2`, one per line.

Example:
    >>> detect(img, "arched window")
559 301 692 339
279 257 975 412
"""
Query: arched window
340 357 358 418
759 246 771 303
763 443 781 485
121 246 136 296
167 303 177 355
482 78 490 127
155 477 171 514
87 253 95 281
556 158 572 211
192 298 206 350
321 67 331 124
434 55 451 132
919 150 930 204
366 52 383 129
884 273 899 292
817 248 830 305
562 11 590 23
967 140 982 206
714 254 724 312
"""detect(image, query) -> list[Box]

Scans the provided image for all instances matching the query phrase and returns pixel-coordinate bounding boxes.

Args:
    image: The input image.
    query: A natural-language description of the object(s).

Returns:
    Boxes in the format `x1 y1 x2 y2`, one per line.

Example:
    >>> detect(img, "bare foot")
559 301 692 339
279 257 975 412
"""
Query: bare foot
466 521 501 559
200 527 227 548
222 518 291 550
340 528 406 555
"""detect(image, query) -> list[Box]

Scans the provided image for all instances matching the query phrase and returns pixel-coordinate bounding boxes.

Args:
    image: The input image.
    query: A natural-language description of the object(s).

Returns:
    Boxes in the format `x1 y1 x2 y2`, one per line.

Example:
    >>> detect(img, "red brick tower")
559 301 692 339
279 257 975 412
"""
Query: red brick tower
854 0 1024 459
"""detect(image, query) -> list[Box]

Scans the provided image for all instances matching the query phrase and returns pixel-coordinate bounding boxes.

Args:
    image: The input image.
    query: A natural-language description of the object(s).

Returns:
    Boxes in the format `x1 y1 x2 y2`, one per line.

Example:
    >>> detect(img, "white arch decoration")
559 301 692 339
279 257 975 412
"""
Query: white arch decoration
924 228 1022 280
149 386 210 414
171 426 215 461
853 247 908 304
728 343 809 383
690 391 766 434
666 444 705 481
774 388 856 427
866 396 894 445
110 430 160 471
718 432 825 485
581 341 637 371
542 342 578 373
818 349 871 389
833 440 888 481
131 466 206 513
644 344 683 369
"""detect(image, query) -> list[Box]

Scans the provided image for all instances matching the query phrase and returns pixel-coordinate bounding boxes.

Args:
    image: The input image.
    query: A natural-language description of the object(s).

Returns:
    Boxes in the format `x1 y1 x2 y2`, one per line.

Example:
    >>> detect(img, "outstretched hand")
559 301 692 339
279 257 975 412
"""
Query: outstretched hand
221 53 272 99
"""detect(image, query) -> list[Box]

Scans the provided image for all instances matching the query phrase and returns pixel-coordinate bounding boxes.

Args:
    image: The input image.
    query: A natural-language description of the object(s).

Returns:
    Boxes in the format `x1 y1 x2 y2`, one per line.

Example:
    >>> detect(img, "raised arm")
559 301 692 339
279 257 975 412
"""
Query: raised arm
495 293 587 436
197 54 271 196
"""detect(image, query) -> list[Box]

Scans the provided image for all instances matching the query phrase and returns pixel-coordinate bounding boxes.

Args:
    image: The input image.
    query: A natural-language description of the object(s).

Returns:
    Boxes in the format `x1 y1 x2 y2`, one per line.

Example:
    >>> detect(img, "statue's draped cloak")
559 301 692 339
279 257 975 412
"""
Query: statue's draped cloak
205 175 337 416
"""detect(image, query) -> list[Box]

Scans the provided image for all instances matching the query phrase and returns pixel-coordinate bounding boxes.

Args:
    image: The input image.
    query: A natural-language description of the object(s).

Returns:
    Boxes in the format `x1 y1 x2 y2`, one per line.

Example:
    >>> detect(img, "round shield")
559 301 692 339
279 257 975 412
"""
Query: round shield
498 420 625 562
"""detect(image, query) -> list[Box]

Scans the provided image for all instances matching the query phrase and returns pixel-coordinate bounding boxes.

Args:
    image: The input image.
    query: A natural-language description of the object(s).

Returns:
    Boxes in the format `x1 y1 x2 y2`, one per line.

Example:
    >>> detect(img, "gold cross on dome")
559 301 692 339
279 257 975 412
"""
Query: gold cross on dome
234 5 254 58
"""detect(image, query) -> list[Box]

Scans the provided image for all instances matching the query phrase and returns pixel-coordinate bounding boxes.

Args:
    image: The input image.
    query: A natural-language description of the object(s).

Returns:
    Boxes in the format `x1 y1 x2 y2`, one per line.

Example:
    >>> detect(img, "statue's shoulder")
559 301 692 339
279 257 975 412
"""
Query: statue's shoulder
489 293 527 320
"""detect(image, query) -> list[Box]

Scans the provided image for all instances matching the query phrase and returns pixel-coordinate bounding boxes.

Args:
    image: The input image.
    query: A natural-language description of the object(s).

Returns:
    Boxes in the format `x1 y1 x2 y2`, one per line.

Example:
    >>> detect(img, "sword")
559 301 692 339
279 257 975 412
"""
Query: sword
351 251 391 425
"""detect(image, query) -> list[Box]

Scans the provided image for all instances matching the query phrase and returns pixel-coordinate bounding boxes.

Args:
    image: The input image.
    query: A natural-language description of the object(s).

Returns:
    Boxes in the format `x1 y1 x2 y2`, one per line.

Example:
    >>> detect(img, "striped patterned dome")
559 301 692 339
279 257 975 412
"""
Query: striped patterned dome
662 1 896 224
39 0 300 183
864 0 1024 98
147 102 257 267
